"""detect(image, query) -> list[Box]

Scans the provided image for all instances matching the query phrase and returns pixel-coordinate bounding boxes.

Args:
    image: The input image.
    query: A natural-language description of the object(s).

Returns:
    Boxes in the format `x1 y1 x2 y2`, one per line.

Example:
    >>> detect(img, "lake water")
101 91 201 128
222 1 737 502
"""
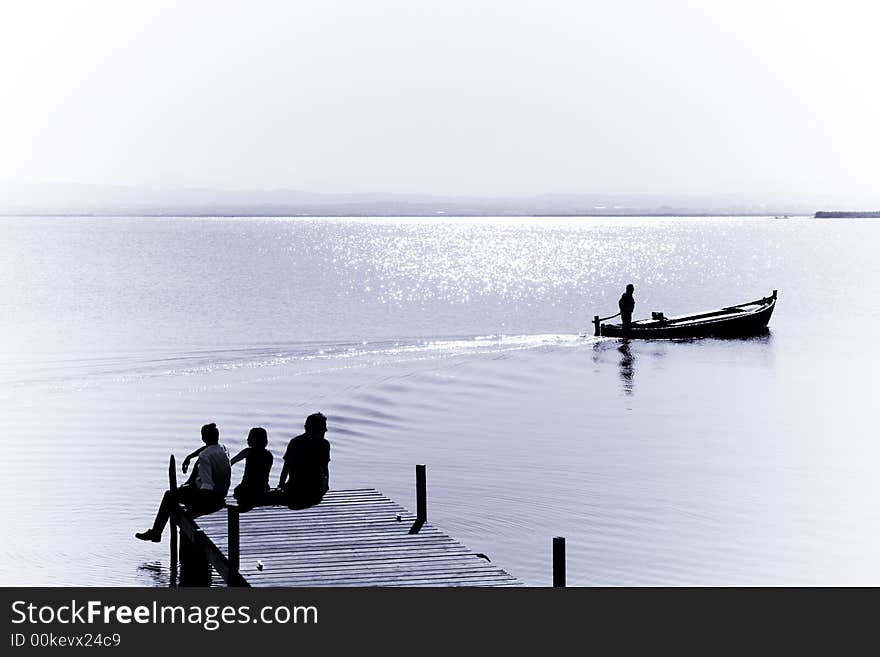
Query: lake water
1 215 878 586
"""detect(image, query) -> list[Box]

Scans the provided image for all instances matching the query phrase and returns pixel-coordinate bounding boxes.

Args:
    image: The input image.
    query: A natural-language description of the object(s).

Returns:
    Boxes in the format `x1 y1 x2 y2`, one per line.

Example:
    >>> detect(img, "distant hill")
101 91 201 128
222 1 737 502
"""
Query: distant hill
814 211 880 218
0 182 858 217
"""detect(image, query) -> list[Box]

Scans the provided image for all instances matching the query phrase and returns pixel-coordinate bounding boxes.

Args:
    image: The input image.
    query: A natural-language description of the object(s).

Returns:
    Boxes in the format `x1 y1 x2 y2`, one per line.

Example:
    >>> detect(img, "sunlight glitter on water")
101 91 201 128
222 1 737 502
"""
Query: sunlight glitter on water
1 216 879 585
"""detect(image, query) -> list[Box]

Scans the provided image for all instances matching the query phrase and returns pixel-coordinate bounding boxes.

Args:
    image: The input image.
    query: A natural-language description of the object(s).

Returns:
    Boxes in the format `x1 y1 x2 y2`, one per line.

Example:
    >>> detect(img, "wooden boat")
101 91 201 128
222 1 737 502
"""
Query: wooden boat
594 290 777 339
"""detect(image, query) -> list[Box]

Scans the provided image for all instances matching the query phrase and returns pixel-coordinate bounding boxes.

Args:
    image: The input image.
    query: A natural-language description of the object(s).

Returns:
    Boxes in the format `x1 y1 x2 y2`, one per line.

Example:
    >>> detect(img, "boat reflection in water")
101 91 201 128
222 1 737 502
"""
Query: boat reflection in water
593 327 773 399
618 340 635 396
592 338 663 397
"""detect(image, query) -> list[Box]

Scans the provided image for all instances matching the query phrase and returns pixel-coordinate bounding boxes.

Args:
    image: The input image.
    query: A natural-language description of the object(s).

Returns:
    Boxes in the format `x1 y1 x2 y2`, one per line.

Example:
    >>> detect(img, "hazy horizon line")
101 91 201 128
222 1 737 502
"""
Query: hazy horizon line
2 180 872 200
2 181 876 217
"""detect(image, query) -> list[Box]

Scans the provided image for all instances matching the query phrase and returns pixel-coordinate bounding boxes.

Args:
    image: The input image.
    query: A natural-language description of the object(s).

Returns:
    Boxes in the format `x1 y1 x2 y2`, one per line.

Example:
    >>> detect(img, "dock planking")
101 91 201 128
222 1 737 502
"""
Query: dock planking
189 488 522 587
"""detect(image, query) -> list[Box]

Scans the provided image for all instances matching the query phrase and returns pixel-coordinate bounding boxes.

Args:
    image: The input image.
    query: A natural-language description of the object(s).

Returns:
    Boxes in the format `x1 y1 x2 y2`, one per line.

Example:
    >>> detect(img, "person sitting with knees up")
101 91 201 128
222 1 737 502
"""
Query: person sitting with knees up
136 423 230 542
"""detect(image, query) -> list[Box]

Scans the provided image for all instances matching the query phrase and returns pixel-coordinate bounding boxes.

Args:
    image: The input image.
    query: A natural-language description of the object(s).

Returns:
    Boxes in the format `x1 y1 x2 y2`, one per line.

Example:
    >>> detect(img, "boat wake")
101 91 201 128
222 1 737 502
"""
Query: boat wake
1 333 594 394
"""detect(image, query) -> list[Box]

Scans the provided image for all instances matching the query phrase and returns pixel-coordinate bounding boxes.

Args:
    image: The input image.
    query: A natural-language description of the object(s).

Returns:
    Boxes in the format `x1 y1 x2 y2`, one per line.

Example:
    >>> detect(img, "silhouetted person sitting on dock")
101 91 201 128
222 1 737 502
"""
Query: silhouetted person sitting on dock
619 283 635 332
231 427 274 511
278 412 331 509
135 423 231 542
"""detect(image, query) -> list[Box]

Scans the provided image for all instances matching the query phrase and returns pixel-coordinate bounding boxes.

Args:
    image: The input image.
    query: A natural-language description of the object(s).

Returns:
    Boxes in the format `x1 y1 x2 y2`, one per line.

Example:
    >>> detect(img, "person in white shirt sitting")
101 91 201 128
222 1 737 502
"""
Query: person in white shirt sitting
135 423 231 542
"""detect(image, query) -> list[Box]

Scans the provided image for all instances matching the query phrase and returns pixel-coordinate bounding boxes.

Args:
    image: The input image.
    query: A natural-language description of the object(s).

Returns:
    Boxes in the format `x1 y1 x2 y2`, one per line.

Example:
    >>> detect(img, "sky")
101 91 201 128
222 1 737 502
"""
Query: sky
1 1 878 202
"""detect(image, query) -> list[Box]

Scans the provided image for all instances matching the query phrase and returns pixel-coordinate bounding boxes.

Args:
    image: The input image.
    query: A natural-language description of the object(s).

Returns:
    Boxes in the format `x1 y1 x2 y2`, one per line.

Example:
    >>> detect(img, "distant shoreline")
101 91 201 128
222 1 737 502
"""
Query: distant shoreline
0 183 846 217
814 211 880 218
0 212 811 218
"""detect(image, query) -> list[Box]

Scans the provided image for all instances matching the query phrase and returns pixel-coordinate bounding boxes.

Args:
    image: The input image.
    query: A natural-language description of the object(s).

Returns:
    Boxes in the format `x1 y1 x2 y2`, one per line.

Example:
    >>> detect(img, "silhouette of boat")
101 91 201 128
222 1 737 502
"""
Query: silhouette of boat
595 290 777 339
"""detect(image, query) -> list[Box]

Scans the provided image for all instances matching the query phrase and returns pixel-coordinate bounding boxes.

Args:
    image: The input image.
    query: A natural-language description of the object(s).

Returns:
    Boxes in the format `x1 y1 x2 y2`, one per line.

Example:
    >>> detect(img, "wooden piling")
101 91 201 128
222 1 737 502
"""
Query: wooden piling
168 455 178 587
181 529 212 587
409 464 427 534
553 536 566 587
228 505 240 576
593 315 601 337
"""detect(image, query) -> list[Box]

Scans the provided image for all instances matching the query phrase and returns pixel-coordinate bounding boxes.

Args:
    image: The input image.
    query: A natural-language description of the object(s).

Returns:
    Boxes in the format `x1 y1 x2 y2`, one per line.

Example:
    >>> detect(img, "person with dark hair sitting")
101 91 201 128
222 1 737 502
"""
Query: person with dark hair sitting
230 427 274 511
135 423 230 542
278 412 331 509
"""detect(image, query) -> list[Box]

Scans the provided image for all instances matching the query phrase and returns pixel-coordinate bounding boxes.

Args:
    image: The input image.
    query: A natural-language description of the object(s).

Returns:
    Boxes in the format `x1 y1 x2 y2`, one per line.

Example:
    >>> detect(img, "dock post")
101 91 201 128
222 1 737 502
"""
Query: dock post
409 464 427 534
181 529 212 587
553 536 566 587
168 454 178 587
593 315 601 337
228 505 240 580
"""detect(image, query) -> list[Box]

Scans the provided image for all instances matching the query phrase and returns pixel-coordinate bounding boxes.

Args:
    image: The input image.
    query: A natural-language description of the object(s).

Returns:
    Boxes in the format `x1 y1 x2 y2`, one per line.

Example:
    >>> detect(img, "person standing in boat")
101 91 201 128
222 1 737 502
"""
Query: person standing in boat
619 283 635 332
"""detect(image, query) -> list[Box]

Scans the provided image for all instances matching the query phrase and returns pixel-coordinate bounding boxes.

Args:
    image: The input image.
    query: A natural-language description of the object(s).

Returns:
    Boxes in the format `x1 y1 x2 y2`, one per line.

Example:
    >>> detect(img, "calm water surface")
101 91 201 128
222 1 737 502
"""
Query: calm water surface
0 215 877 585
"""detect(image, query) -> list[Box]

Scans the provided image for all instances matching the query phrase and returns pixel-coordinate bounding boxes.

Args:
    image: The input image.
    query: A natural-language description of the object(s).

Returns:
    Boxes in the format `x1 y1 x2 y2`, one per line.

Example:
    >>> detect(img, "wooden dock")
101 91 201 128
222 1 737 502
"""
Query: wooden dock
169 461 522 587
